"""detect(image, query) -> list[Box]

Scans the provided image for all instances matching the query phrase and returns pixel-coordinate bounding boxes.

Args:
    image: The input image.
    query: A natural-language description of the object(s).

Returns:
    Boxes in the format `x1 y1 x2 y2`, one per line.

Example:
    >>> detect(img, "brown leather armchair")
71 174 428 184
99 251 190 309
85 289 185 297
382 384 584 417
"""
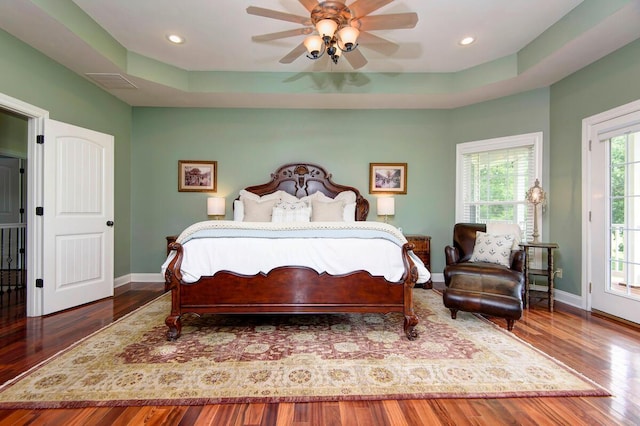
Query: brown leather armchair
442 223 526 331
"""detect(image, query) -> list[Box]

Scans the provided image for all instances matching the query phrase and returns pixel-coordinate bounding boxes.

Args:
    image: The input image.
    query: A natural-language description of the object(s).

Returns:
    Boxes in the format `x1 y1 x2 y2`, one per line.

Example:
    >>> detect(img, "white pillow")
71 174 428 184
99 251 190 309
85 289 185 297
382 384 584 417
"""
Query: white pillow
242 198 279 222
343 202 356 222
469 231 514 267
233 199 244 221
271 201 311 223
486 223 522 250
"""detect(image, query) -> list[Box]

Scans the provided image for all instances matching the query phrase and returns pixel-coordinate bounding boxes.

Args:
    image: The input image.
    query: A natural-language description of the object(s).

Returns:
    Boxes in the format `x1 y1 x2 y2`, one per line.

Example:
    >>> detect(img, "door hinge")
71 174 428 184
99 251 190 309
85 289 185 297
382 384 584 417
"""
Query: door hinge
19 208 24 214
36 134 44 144
589 139 592 151
19 168 25 174
589 282 592 293
589 211 592 222
35 279 44 288
36 207 44 216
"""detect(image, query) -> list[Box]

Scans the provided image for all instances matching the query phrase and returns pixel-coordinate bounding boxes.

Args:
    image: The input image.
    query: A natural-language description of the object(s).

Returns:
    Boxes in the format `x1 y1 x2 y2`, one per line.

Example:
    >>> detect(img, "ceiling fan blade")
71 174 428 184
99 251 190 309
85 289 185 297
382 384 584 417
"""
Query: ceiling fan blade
252 28 313 42
356 31 399 55
280 43 308 64
246 6 310 25
357 13 418 31
344 49 368 69
298 0 319 13
348 0 393 18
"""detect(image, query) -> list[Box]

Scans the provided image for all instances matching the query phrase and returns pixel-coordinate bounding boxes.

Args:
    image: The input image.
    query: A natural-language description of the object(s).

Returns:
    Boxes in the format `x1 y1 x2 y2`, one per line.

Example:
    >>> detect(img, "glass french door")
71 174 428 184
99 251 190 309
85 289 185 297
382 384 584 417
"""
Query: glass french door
590 113 640 323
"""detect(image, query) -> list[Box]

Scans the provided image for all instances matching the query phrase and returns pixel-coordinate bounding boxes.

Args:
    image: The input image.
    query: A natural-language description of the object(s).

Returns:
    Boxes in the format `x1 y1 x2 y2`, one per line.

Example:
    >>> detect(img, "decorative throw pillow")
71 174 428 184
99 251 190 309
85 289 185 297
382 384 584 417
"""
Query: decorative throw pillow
469 231 514 267
311 199 345 221
271 201 311 223
242 198 279 222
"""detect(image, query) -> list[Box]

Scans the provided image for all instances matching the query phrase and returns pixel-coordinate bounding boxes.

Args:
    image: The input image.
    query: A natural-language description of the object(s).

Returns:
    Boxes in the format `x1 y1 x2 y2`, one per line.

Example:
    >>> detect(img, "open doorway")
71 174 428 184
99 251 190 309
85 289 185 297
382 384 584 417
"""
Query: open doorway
0 109 28 309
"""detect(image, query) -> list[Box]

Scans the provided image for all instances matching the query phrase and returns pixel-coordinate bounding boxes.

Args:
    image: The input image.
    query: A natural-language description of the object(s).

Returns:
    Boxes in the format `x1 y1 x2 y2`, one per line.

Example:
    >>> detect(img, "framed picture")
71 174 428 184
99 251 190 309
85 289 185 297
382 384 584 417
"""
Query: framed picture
369 163 407 194
178 160 217 192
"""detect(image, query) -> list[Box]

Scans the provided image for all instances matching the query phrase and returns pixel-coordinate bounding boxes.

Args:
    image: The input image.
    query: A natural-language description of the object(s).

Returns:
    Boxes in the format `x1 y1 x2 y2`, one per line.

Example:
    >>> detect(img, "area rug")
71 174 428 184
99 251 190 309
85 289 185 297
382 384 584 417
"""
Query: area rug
0 290 609 408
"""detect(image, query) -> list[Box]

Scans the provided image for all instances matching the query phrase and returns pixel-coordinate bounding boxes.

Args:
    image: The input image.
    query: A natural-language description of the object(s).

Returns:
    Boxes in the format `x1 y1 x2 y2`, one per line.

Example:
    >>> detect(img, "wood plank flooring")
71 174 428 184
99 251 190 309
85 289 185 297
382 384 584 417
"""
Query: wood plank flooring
0 282 639 425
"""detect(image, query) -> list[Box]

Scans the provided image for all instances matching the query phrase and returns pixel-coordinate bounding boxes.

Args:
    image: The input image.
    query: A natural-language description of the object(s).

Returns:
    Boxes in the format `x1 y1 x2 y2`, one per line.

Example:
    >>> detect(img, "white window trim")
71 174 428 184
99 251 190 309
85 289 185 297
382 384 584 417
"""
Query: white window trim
455 131 544 235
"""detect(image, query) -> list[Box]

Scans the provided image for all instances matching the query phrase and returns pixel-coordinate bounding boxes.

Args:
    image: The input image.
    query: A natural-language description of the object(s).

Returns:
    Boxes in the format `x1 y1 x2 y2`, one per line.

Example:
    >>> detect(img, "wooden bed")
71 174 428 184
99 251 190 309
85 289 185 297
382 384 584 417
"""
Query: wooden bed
164 163 419 340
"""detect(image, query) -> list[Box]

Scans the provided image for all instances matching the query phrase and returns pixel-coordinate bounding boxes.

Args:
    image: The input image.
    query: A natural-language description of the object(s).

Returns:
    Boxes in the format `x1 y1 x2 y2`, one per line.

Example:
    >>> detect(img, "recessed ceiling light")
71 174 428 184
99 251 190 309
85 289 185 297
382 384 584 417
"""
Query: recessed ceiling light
459 36 475 46
167 34 185 44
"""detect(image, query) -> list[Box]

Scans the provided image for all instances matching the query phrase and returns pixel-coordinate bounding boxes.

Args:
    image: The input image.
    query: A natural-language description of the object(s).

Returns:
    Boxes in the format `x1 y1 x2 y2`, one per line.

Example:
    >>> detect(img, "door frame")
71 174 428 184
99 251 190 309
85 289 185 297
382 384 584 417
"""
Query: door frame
0 92 48 316
582 98 640 312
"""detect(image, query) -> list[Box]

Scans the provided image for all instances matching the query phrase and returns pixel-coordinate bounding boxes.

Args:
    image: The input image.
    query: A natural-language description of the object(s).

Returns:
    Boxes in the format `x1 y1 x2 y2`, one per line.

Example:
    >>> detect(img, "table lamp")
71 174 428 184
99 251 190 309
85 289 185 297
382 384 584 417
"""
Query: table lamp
207 197 225 219
377 197 395 223
525 179 546 242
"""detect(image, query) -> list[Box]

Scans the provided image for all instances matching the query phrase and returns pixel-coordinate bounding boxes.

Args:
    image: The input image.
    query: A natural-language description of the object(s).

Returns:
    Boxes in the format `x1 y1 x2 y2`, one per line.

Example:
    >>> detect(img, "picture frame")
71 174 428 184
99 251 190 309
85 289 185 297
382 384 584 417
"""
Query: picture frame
369 163 407 194
178 160 217 192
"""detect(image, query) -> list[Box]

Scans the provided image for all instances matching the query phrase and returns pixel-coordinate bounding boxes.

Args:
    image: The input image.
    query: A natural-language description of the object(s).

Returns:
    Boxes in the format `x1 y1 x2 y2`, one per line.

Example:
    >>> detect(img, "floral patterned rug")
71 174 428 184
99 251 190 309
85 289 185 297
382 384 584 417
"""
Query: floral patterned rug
0 290 609 408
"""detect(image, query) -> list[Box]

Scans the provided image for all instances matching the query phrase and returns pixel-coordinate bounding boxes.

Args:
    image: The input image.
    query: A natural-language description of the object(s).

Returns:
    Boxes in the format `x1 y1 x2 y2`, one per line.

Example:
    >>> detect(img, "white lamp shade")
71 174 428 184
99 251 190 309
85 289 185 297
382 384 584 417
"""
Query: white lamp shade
377 197 395 216
316 19 338 38
337 26 359 49
304 35 324 55
207 197 226 216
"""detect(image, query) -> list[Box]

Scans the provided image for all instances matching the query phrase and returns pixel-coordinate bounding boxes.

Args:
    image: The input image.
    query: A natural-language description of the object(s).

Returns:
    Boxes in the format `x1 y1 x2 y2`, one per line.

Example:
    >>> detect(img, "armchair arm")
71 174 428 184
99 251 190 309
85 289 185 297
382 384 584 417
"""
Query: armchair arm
444 245 460 266
510 250 525 273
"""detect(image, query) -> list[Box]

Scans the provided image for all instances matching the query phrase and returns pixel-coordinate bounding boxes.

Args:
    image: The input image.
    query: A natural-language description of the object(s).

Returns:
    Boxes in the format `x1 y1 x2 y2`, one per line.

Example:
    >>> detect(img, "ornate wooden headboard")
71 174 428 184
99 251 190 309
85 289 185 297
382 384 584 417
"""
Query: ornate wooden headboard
242 163 370 221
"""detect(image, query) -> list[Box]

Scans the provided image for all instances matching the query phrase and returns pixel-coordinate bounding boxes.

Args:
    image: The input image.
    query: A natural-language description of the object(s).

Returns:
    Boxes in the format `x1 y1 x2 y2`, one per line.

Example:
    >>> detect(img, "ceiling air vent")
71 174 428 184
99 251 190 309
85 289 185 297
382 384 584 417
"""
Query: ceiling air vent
85 73 137 89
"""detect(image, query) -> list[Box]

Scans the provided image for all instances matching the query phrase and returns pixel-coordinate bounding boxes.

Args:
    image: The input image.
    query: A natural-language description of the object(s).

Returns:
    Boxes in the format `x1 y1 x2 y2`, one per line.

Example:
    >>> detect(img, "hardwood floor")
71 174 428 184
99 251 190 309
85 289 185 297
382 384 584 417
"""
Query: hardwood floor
0 282 639 425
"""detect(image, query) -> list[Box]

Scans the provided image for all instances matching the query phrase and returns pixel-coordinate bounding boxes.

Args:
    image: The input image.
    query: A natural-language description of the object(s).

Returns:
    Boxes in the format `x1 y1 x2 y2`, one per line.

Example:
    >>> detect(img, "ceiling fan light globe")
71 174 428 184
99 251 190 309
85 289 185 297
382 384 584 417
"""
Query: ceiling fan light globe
316 19 338 39
338 26 359 47
304 35 324 55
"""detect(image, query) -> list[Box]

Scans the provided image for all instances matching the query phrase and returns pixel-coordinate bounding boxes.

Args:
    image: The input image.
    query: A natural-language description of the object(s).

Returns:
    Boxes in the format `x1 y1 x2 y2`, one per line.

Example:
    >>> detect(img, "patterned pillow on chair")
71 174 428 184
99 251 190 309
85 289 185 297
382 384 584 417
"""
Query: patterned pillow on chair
469 231 514 267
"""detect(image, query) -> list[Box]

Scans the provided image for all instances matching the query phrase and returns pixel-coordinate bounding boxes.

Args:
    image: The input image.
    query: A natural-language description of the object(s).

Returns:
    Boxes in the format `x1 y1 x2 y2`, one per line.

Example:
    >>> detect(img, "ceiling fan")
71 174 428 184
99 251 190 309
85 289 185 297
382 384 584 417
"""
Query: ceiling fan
246 0 418 70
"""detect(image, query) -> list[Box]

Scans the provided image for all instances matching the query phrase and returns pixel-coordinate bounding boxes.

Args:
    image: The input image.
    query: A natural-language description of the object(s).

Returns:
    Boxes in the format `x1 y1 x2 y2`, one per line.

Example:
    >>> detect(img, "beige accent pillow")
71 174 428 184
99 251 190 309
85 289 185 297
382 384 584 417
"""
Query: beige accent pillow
242 198 278 222
311 199 345 221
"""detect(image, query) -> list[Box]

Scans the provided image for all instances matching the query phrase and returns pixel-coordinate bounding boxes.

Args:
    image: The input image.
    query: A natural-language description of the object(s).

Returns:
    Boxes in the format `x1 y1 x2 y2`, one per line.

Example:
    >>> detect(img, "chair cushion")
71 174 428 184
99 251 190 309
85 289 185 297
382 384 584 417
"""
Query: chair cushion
443 274 523 320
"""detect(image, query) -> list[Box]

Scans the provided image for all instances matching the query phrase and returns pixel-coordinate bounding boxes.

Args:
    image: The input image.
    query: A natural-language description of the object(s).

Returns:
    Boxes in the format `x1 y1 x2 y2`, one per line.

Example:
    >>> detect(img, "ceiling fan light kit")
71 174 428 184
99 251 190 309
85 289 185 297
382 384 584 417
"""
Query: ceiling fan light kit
303 2 360 64
247 0 418 69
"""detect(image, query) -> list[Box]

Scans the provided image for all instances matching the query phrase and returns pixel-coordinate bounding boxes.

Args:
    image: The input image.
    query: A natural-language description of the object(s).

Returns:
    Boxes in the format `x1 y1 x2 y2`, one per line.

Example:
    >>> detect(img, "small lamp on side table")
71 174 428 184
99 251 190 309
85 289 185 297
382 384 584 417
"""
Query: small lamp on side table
377 197 395 223
525 179 546 243
207 197 226 219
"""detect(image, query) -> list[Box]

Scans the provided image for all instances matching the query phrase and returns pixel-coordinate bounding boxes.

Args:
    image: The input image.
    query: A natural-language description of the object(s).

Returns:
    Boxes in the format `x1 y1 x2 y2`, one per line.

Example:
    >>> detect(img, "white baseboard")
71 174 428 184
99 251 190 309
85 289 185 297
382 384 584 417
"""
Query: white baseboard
530 284 584 309
114 274 131 288
131 273 164 283
114 273 164 287
430 272 444 283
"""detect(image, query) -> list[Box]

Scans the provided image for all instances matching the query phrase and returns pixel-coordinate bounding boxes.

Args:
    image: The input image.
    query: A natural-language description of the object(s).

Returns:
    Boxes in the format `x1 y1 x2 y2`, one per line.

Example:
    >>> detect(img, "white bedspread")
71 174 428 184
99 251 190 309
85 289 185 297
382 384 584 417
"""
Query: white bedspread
161 221 431 284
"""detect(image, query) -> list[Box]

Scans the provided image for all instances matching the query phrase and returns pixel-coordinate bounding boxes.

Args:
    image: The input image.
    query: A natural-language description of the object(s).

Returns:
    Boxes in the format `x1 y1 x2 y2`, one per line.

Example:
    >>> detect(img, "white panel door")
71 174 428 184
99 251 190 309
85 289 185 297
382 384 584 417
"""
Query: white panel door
42 119 114 315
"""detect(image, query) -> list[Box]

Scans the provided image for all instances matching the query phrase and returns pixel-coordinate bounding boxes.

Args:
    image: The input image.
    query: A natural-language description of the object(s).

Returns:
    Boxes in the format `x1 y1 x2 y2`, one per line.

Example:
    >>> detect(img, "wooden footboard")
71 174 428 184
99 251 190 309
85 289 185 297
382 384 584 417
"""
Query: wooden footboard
164 242 419 341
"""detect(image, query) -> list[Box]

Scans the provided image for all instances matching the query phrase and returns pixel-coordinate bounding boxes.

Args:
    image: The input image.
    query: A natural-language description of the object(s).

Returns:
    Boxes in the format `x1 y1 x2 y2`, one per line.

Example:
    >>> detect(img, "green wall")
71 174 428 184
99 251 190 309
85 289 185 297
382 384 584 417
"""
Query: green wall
0 110 27 157
131 108 450 273
549 38 640 295
0 29 133 277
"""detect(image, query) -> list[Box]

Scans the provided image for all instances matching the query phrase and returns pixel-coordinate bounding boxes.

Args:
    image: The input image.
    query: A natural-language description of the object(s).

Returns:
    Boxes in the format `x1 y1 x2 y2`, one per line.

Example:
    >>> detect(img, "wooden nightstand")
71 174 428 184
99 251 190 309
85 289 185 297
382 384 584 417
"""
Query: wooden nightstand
405 234 432 289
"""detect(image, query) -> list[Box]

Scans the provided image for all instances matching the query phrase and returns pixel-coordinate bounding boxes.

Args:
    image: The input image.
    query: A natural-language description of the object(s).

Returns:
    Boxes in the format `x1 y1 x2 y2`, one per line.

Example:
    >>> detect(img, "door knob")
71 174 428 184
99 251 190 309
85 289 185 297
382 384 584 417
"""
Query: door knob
106 220 114 227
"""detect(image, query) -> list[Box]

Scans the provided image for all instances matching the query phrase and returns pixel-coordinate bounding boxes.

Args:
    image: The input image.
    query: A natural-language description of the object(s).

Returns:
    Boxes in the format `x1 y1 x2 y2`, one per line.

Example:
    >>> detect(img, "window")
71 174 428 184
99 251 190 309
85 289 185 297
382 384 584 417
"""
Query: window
456 132 543 240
